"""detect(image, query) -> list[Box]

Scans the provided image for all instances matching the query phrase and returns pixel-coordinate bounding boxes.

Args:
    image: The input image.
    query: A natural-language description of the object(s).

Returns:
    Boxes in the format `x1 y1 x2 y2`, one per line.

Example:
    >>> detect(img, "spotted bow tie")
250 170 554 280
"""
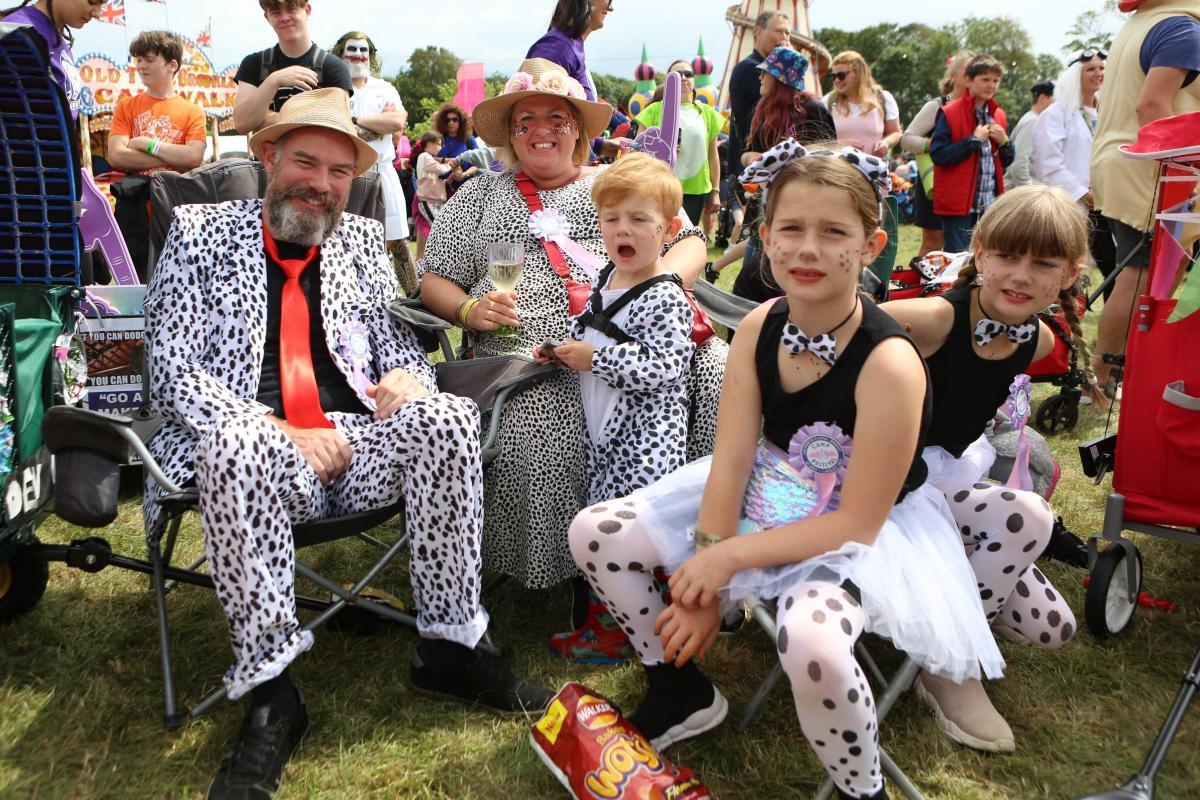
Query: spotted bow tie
783 324 838 366
973 317 1038 347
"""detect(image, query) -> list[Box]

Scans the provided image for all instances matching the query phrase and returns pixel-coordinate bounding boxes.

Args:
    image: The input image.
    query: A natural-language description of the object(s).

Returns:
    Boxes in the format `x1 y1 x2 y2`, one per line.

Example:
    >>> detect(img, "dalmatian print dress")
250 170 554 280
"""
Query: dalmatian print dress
419 169 725 588
145 201 489 699
572 272 694 505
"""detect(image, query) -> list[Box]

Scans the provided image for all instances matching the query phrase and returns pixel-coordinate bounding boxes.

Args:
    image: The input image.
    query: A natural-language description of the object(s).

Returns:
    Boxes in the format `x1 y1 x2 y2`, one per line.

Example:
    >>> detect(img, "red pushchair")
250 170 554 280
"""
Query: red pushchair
887 252 1092 434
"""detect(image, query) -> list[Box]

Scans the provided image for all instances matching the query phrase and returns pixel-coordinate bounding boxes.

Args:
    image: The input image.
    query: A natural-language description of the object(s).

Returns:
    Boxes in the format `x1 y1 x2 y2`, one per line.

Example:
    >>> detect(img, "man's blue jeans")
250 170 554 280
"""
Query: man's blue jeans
942 212 981 253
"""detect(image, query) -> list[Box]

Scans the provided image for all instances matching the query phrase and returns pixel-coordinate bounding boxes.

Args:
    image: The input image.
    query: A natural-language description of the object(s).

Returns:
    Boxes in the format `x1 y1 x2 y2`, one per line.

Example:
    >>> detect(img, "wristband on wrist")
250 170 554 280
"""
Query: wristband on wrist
694 530 726 550
144 139 159 155
456 298 478 330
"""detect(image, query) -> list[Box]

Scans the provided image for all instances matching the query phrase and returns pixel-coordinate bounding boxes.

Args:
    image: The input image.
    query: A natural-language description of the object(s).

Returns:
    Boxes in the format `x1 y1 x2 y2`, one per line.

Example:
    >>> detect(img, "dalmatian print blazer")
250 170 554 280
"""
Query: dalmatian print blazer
142 199 436 539
571 280 695 504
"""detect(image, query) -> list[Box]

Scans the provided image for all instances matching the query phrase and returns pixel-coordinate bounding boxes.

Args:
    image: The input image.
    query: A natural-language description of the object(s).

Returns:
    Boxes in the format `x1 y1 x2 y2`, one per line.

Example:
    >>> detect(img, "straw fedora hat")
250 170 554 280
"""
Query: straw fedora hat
472 58 612 146
249 87 377 176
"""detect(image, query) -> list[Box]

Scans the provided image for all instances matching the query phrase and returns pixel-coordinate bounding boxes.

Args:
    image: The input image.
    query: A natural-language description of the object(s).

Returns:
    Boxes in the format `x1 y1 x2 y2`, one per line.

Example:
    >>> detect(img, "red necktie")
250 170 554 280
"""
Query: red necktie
263 227 334 429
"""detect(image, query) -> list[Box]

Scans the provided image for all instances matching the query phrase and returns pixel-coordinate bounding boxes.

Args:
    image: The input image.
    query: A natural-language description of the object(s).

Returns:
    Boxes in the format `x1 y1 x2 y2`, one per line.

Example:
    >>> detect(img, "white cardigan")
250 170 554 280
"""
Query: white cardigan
1033 102 1097 202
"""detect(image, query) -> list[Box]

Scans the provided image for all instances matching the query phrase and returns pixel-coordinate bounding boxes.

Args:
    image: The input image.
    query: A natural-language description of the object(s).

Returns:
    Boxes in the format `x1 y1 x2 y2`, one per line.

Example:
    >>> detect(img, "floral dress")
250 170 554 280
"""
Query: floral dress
419 168 725 587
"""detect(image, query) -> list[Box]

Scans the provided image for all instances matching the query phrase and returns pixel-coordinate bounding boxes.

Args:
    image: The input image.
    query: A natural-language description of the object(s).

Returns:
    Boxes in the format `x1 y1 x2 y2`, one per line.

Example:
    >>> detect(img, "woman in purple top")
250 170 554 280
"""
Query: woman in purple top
1 0 106 120
526 0 613 102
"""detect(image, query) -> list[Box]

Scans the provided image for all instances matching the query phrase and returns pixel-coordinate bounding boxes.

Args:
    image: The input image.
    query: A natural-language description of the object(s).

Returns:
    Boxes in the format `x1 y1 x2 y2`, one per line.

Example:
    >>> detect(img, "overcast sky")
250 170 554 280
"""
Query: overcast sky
74 0 1112 83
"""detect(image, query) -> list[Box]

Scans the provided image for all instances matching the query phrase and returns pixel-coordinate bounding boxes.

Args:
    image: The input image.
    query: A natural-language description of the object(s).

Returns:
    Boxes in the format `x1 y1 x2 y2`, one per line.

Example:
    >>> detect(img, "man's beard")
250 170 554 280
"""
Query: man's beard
347 60 370 80
264 181 343 245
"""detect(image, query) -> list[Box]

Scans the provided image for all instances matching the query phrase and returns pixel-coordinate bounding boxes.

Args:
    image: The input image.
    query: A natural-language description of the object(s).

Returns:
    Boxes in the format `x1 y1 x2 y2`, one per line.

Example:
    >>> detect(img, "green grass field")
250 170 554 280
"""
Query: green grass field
2 228 1198 798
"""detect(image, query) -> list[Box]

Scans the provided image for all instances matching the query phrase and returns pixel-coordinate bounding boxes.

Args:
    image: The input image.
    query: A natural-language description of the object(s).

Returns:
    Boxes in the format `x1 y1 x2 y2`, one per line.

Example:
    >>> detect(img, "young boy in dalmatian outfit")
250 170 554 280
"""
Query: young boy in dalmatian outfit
536 153 695 663
144 88 552 800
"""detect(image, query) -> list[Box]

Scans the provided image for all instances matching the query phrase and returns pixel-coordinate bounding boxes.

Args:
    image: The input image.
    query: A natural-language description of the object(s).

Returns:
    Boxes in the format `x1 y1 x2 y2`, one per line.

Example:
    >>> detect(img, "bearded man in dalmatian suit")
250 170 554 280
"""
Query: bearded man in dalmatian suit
145 88 553 800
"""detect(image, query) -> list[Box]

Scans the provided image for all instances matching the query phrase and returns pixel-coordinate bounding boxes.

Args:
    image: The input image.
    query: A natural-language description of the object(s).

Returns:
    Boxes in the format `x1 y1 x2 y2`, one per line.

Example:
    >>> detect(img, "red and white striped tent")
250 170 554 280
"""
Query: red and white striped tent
717 0 830 110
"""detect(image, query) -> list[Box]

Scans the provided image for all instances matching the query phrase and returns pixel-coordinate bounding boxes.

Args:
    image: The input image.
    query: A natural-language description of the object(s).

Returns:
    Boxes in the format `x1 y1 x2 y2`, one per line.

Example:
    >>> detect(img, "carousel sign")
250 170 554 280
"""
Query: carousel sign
77 36 238 118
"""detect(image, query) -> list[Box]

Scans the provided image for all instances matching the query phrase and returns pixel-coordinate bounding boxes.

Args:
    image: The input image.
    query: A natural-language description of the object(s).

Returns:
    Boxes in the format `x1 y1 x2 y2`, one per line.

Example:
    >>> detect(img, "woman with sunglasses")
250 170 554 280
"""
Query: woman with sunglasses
1034 48 1115 307
635 59 724 226
823 51 902 158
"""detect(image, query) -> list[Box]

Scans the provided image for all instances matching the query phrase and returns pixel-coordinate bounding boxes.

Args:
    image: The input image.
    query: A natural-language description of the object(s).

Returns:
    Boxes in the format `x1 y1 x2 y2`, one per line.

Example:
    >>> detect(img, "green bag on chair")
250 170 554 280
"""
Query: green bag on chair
0 286 75 462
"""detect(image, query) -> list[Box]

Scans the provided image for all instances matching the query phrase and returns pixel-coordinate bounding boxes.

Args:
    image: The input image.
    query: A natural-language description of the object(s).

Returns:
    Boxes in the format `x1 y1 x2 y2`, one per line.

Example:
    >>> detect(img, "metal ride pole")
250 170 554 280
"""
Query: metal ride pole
1074 644 1200 800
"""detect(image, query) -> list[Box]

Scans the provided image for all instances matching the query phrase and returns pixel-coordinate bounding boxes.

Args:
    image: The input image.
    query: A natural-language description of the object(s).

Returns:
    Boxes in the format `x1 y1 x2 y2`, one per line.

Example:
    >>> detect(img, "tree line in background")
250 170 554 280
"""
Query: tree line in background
382 3 1123 142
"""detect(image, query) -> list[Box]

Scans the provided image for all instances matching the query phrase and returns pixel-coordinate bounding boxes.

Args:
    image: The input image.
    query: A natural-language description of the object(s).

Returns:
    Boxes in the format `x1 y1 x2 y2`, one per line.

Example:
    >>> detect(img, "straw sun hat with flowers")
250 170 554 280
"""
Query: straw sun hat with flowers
472 58 612 146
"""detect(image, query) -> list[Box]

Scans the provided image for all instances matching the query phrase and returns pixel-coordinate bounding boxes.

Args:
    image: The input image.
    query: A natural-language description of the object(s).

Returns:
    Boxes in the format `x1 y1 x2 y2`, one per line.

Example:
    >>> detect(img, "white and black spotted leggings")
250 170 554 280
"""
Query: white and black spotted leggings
941 481 1077 648
569 499 885 799
194 394 489 701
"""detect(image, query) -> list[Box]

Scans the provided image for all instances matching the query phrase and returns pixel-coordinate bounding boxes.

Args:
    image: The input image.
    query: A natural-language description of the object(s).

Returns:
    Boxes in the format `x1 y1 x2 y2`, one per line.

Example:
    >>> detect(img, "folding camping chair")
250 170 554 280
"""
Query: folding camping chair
689 280 926 799
42 158 553 729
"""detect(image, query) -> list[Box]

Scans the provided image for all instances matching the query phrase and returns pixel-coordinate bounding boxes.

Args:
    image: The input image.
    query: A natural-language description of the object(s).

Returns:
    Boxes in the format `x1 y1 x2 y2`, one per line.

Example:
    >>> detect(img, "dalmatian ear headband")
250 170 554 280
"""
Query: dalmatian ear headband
738 138 891 223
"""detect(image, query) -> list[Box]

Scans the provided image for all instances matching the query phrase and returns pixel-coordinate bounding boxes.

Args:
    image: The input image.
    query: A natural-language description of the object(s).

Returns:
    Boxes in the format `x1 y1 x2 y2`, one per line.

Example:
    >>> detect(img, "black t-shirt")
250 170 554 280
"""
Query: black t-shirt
755 297 930 502
924 287 1038 457
727 51 766 177
235 43 353 113
257 239 370 419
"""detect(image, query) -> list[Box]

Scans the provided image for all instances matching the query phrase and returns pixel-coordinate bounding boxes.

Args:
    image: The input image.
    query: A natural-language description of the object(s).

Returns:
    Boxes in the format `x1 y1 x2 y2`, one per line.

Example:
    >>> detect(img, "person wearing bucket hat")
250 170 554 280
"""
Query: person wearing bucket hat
419 57 729 662
1090 0 1200 389
146 86 555 800
706 46 833 302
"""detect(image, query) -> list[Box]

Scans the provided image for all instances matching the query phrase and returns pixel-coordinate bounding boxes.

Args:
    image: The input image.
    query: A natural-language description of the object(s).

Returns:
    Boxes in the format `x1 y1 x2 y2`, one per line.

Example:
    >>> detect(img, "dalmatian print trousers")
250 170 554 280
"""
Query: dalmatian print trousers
193 394 489 700
942 482 1077 648
568 500 884 799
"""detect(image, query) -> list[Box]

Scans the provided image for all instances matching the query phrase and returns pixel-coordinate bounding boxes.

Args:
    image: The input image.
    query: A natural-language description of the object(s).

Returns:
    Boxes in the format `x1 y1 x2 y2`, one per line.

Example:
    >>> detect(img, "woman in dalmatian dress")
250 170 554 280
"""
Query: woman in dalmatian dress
569 142 1003 800
418 59 728 595
883 184 1085 752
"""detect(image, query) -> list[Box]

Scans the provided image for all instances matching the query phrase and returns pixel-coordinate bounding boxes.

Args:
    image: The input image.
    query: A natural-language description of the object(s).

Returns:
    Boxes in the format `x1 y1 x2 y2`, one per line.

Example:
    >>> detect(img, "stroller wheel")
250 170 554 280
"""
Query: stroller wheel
0 537 49 624
1034 394 1079 435
1085 544 1142 638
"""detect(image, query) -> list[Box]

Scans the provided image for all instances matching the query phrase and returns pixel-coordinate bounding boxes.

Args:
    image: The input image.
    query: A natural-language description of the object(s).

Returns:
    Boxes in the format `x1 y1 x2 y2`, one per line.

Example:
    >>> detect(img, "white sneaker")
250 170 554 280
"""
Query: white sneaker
915 672 1015 752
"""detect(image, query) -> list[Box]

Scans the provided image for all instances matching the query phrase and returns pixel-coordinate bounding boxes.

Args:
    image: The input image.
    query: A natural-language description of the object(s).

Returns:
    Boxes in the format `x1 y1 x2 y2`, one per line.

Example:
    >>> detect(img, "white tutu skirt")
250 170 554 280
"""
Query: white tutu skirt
633 456 1005 682
921 436 995 494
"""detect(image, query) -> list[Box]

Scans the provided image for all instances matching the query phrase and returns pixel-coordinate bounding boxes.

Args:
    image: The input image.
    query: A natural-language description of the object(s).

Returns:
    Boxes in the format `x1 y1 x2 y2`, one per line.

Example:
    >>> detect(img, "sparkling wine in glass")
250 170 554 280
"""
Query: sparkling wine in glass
487 242 524 337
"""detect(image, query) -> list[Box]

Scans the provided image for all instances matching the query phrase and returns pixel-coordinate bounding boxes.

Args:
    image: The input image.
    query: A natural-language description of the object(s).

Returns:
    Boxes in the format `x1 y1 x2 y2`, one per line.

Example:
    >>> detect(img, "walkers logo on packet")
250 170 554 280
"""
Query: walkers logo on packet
530 683 712 800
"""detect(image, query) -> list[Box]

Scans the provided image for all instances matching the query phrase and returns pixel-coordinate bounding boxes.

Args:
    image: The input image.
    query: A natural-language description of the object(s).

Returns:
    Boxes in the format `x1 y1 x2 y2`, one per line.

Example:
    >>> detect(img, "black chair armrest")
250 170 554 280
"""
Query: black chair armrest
43 405 135 462
434 355 556 457
387 298 456 360
692 279 758 331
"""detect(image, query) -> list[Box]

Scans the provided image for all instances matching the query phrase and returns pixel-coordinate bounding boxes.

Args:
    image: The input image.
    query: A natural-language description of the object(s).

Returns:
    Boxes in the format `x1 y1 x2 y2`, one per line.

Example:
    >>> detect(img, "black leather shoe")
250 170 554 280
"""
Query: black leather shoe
1040 517 1089 569
410 639 554 715
207 695 309 800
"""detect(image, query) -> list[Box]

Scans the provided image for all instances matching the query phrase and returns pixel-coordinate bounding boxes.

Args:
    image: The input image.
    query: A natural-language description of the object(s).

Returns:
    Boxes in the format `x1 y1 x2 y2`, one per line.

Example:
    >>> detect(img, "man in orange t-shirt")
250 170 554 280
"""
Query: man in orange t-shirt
108 31 207 175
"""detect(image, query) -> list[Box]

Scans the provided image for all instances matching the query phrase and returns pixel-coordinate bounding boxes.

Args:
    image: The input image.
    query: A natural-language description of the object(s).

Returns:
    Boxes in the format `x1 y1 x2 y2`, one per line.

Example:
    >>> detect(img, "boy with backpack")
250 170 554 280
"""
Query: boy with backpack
232 1 353 134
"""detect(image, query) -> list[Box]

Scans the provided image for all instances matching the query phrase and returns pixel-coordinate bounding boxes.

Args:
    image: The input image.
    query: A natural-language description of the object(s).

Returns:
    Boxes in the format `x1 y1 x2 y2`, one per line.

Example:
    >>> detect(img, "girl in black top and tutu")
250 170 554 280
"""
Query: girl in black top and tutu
883 184 1088 754
568 140 1002 800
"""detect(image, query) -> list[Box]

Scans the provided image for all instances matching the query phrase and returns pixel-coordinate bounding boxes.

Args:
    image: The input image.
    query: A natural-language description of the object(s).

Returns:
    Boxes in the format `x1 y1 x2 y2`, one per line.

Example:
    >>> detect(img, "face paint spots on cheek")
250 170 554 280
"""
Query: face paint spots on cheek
552 121 577 137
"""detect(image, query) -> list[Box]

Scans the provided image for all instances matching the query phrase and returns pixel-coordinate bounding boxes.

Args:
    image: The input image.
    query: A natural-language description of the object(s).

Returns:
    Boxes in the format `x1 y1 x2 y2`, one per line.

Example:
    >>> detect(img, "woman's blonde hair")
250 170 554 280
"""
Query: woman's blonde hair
493 100 590 170
829 50 883 116
939 50 976 96
954 185 1091 366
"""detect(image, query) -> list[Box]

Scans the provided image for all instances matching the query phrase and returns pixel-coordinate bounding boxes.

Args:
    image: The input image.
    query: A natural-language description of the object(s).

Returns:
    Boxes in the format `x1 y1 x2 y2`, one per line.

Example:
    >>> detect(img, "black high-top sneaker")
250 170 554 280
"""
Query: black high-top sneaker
627 660 728 750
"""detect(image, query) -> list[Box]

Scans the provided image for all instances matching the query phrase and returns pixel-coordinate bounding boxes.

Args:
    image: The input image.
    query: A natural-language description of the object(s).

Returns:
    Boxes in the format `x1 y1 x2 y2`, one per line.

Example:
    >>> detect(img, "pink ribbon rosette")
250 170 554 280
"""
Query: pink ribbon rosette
339 322 376 410
788 422 853 515
739 422 852 533
528 208 603 278
1003 374 1034 491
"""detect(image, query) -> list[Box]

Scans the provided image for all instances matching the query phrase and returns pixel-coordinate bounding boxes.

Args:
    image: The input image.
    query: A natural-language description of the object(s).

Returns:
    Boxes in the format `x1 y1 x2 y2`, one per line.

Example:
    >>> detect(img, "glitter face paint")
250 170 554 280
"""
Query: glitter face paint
552 121 577 137
513 123 530 137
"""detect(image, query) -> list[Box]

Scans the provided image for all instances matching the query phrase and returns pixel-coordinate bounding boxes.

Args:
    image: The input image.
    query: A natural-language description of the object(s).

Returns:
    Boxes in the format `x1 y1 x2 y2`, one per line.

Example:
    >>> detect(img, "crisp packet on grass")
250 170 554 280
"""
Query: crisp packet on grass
530 683 712 800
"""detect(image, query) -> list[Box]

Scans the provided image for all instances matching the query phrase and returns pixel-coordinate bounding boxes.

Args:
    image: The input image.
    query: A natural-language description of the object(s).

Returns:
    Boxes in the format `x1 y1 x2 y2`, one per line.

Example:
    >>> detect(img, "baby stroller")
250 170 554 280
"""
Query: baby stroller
886 251 1092 434
1075 111 1200 800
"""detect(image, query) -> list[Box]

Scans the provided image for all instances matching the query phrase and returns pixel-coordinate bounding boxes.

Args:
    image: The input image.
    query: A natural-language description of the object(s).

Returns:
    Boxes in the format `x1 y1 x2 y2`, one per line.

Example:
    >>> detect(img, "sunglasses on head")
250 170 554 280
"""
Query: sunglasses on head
672 68 694 78
831 70 852 81
1069 48 1107 65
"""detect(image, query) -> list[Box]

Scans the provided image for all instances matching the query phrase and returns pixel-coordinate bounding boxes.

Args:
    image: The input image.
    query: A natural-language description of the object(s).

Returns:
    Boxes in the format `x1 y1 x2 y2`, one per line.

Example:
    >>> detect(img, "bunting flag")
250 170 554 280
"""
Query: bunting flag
97 0 126 25
197 19 212 49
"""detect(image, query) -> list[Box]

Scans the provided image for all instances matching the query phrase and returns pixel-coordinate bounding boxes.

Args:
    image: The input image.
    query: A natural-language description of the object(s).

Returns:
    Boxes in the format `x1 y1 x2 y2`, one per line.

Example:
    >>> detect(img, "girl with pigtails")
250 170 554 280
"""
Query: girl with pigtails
567 140 1003 800
883 184 1087 754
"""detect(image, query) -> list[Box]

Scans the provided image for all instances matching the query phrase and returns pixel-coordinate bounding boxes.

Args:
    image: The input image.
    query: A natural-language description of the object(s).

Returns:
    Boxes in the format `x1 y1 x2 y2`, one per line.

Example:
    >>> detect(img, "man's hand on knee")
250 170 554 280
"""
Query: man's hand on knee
367 368 431 420
267 417 353 485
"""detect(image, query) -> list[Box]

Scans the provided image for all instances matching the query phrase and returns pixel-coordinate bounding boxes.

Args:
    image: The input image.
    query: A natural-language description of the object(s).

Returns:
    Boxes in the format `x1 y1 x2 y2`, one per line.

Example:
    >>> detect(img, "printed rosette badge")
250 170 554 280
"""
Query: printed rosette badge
530 683 711 799
528 208 603 279
1003 374 1034 492
740 422 851 533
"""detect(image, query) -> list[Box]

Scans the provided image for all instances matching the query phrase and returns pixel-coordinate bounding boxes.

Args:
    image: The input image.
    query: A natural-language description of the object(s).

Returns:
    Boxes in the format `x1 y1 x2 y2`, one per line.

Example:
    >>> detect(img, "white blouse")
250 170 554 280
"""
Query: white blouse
1033 102 1097 202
